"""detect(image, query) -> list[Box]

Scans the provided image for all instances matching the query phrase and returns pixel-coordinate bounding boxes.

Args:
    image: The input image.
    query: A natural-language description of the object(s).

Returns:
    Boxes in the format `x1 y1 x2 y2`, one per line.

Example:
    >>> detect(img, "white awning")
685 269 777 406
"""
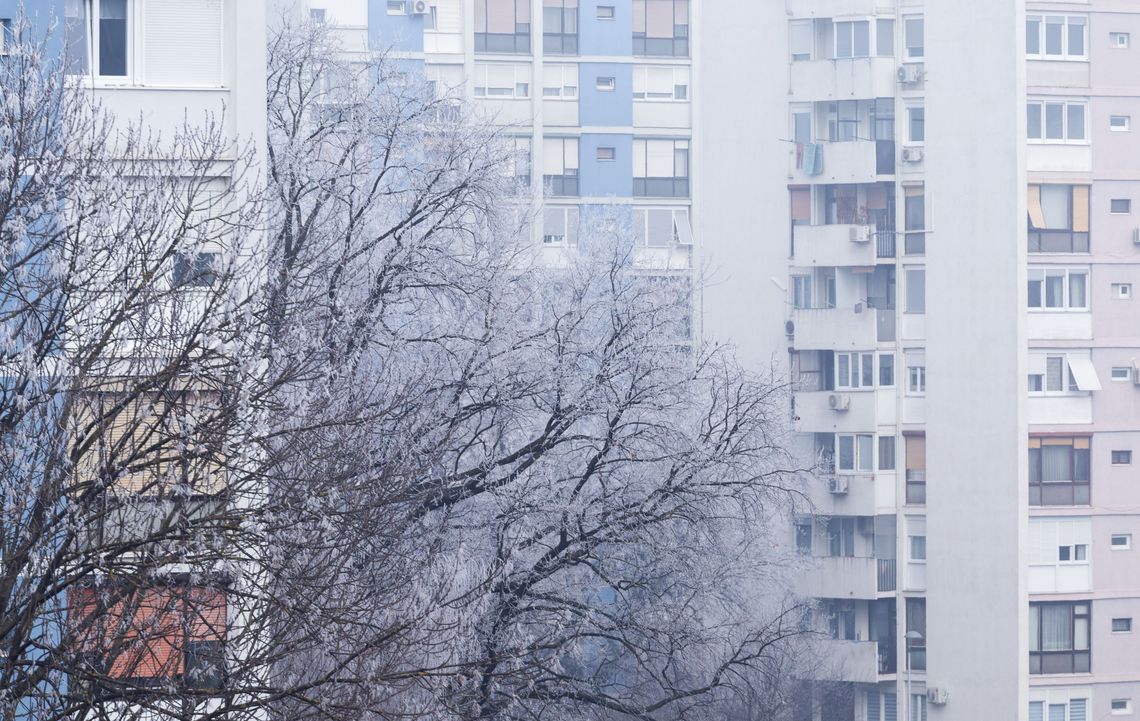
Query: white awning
1068 355 1102 391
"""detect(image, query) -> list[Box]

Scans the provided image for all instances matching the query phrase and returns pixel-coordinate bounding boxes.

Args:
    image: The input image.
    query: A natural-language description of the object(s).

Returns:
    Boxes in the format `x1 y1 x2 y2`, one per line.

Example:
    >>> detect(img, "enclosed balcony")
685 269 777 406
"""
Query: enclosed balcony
793 224 881 267
794 390 876 433
796 556 881 599
807 473 877 517
808 640 882 684
790 58 897 102
789 307 880 350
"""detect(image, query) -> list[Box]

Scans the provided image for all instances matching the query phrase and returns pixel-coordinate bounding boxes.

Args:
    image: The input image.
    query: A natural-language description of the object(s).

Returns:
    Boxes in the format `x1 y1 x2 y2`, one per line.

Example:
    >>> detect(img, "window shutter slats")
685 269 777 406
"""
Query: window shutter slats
144 0 223 87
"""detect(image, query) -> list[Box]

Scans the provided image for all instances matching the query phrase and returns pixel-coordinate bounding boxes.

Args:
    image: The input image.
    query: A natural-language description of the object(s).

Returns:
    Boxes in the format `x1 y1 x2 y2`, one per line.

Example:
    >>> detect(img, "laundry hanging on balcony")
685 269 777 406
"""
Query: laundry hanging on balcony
801 142 824 176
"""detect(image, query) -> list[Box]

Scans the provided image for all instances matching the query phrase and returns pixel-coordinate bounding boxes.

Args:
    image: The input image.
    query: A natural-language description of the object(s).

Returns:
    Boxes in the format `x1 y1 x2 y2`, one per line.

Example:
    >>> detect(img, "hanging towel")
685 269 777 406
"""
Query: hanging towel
803 143 824 176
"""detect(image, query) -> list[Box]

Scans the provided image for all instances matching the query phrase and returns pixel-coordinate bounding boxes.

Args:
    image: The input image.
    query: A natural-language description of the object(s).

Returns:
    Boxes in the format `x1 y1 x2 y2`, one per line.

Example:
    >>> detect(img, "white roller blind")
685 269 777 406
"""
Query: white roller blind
435 0 462 32
543 140 564 174
646 140 674 176
144 0 224 87
633 140 647 177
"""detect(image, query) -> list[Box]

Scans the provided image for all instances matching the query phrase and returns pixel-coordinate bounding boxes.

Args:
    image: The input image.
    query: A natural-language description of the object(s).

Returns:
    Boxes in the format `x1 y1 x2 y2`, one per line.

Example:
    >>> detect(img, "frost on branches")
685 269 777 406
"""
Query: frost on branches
0 16 811 721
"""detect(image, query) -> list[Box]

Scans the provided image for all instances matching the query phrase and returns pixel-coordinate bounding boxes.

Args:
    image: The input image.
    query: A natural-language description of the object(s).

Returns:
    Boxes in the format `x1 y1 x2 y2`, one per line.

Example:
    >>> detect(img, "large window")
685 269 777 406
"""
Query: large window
1028 699 1088 721
475 0 531 54
633 139 690 197
633 65 690 102
837 434 874 473
542 137 579 196
1026 15 1087 59
904 186 925 255
473 63 531 98
834 20 870 59
1028 353 1099 395
1030 602 1090 674
542 0 577 54
632 208 693 247
1028 268 1088 311
836 352 874 389
904 267 925 314
904 16 924 59
1028 100 1087 143
827 517 856 557
1028 184 1090 253
542 63 578 98
632 0 689 57
906 598 926 671
542 206 579 245
1029 437 1090 506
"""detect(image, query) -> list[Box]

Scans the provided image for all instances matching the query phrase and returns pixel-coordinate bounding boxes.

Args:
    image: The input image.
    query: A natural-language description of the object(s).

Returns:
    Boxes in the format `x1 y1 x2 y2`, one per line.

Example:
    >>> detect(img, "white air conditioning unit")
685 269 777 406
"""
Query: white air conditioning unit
828 476 849 495
897 64 923 84
409 0 430 14
828 393 851 411
928 688 950 706
849 225 872 243
902 147 924 163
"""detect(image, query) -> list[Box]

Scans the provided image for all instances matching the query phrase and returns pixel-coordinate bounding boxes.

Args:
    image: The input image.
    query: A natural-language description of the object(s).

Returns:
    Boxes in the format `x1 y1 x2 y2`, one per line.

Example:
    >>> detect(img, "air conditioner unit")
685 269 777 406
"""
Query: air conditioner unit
1132 228 1140 245
409 0 430 14
902 147 924 163
828 393 851 411
928 688 950 706
1132 365 1140 386
828 476 849 495
897 64 923 84
849 225 872 243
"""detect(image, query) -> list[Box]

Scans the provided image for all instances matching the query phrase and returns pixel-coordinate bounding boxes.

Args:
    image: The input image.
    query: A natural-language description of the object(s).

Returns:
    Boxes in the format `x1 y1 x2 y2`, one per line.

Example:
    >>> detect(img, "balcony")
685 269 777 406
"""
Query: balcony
808 473 876 517
793 390 876 433
790 140 892 184
787 0 896 18
796 556 880 599
792 224 879 267
789 57 897 101
789 307 879 350
806 639 882 684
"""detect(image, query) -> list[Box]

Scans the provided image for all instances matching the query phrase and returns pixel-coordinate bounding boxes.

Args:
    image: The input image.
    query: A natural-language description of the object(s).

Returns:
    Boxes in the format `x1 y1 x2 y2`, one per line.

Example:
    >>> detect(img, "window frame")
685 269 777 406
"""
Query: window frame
1027 99 1087 144
473 62 531 99
836 433 874 474
1027 267 1089 312
632 65 690 103
542 63 578 99
632 0 689 58
632 138 690 198
1029 601 1091 675
1112 618 1133 634
1112 450 1133 466
1111 533 1132 550
1112 283 1133 300
474 0 532 55
835 351 874 390
833 18 871 60
1027 15 1088 60
1110 115 1131 132
541 205 580 245
1028 436 1091 507
903 15 924 59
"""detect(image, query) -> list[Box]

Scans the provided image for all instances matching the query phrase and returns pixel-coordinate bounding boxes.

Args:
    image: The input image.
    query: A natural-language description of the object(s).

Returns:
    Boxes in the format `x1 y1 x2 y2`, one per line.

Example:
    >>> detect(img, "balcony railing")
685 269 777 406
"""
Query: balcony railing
876 230 896 259
877 558 896 592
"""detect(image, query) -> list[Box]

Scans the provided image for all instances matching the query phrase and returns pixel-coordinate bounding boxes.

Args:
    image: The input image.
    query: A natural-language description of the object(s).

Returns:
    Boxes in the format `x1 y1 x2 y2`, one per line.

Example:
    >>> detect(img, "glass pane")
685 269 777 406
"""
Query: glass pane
1040 185 1072 229
1068 18 1085 56
853 21 870 57
857 435 873 471
1027 103 1042 139
1045 103 1064 139
1045 273 1064 307
1045 18 1063 55
839 435 855 470
1026 19 1041 54
1046 357 1064 391
1041 604 1073 650
99 0 128 77
1069 273 1086 307
877 19 894 56
836 22 852 58
1068 104 1085 140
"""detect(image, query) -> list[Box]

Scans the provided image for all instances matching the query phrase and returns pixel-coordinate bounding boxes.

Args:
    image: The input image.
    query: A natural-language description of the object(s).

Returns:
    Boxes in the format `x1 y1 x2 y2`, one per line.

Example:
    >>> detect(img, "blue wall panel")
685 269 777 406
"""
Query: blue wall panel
578 0 631 56
578 62 632 127
368 0 425 53
578 133 632 198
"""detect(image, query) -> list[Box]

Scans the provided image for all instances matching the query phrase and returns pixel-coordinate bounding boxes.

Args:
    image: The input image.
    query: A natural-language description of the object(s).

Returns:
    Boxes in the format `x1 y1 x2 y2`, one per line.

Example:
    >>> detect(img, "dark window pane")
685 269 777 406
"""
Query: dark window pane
99 0 128 76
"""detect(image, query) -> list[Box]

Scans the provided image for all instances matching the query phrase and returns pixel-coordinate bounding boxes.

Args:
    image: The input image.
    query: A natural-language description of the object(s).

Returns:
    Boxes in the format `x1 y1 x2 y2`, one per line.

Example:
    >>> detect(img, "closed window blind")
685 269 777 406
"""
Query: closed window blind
144 0 223 86
1029 702 1044 721
1070 699 1087 721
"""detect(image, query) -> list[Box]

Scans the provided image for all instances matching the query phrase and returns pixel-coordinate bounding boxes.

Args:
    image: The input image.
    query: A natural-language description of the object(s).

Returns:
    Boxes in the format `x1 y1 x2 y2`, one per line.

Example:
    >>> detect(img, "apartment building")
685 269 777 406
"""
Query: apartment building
700 0 1140 719
304 0 696 274
0 0 267 703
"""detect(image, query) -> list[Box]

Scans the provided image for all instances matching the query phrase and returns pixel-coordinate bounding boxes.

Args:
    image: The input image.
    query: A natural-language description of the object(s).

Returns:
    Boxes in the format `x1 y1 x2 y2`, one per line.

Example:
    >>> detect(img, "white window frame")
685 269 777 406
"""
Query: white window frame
903 15 924 59
596 146 615 161
1110 32 1130 49
1112 699 1133 715
595 75 615 91
542 205 579 245
596 4 615 20
1112 367 1133 382
474 62 531 98
1027 15 1088 60
1027 267 1089 312
1027 100 1088 144
632 207 692 248
833 18 872 60
1110 115 1131 132
1028 353 1090 396
909 534 927 562
907 365 926 396
71 0 136 85
1057 543 1088 563
907 104 925 145
387 0 406 15
632 65 690 102
1113 450 1133 465
542 63 578 99
789 19 812 61
836 433 874 474
1110 199 1133 215
904 266 925 314
1111 534 1132 550
792 275 812 309
836 352 874 390
1113 283 1133 300
1112 618 1133 634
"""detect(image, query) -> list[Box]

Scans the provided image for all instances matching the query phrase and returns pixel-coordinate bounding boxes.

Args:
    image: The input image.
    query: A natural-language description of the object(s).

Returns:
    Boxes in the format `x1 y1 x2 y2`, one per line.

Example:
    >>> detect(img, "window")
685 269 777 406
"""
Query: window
879 353 895 387
834 20 870 59
632 65 690 102
542 63 578 99
1028 184 1090 253
542 206 579 245
905 267 925 314
1112 534 1132 549
597 5 614 20
906 435 926 505
792 275 812 310
1057 544 1087 562
836 434 874 473
909 535 926 561
1029 437 1090 506
1027 268 1088 311
475 0 531 54
790 19 812 61
173 253 218 288
1029 602 1090 674
906 597 927 671
632 208 692 247
907 365 926 395
908 106 925 143
474 63 530 98
387 0 405 13
632 0 689 57
506 136 531 186
826 517 857 556
904 16 923 59
1113 450 1133 465
1027 100 1087 142
904 186 925 255
911 694 927 721
1110 32 1130 49
836 352 874 389
1113 367 1133 382
633 139 690 197
1028 354 1098 395
876 19 894 57
1113 284 1133 300
1027 15 1087 59
543 137 579 196
596 146 615 161
98 0 128 76
825 100 861 142
1113 618 1133 633
1111 199 1132 214
795 520 812 555
879 436 895 471
1113 700 1133 715
309 8 326 23
543 0 578 54
0 18 10 55
1110 116 1131 132
595 75 615 91
826 600 857 640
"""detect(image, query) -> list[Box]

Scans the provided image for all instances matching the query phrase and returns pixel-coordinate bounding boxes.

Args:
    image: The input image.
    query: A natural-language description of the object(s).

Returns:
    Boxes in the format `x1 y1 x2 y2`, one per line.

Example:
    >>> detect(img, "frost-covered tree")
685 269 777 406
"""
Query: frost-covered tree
0 15 809 721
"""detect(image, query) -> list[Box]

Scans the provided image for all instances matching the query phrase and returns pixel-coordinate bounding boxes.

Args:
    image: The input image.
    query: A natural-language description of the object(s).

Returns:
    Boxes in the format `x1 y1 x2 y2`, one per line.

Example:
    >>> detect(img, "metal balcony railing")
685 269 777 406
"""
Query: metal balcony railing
877 558 897 592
